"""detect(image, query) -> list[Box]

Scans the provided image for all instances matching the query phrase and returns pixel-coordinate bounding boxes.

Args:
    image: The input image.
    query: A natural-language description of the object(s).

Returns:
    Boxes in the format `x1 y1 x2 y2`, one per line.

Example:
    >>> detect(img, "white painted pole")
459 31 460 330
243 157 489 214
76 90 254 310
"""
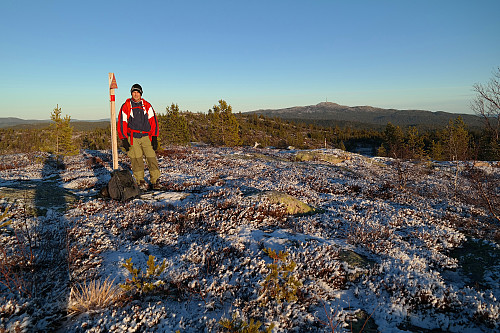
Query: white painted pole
108 73 119 170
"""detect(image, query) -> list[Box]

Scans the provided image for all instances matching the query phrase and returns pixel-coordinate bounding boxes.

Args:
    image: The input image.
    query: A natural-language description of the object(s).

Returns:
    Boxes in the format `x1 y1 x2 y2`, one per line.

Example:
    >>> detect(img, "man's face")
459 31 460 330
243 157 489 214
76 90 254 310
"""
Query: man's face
132 91 141 102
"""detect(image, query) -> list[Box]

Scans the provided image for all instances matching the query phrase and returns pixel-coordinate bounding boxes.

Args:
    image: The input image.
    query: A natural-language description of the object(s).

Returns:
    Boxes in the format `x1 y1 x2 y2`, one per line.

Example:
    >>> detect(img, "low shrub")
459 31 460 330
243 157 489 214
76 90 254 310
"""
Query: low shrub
258 248 302 305
120 255 167 295
219 313 275 333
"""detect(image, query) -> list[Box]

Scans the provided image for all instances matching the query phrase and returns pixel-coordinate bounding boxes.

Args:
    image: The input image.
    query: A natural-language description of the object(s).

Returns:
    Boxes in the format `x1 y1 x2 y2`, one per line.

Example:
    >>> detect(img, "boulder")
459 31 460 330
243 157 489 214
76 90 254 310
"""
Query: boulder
294 151 349 164
254 190 316 215
474 161 490 168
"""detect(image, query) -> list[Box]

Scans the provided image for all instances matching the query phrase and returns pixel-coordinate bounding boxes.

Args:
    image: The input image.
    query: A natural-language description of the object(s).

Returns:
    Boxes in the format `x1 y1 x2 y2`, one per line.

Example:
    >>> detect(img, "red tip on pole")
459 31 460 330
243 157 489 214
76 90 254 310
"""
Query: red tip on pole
110 73 118 89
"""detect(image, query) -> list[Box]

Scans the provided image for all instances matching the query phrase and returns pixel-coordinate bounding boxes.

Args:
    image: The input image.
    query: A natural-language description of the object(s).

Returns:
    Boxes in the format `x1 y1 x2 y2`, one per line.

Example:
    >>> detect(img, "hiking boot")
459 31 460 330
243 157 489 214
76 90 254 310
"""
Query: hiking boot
138 180 149 191
151 182 161 190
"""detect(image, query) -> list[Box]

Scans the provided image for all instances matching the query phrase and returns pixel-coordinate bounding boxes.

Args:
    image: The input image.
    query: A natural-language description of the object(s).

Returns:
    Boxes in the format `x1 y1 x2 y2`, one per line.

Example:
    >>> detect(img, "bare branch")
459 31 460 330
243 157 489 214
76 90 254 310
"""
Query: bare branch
472 68 500 145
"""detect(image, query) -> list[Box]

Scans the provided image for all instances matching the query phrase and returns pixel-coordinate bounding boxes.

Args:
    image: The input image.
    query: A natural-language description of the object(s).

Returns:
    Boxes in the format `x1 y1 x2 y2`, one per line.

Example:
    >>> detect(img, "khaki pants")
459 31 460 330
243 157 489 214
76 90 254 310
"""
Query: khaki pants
127 136 160 184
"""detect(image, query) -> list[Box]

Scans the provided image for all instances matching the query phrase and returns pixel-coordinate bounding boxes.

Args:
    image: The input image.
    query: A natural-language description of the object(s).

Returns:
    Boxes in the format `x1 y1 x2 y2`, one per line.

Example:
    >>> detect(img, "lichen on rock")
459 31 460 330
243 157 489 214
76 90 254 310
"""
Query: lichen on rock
254 190 317 215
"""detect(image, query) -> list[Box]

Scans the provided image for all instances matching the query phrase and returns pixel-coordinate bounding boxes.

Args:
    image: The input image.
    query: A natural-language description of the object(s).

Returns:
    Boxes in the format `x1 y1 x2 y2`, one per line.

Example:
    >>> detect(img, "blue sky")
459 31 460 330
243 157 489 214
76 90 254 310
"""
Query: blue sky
1 0 499 120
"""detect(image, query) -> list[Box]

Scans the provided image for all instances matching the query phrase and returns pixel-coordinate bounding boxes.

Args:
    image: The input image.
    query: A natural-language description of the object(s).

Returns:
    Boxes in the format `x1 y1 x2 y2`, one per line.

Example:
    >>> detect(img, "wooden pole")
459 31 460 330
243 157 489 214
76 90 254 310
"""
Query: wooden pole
108 73 119 170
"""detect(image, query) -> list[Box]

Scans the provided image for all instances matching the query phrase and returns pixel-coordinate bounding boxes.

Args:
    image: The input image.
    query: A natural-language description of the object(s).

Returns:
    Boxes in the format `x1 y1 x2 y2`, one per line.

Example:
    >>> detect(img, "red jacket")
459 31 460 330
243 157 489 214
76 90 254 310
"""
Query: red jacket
118 98 159 142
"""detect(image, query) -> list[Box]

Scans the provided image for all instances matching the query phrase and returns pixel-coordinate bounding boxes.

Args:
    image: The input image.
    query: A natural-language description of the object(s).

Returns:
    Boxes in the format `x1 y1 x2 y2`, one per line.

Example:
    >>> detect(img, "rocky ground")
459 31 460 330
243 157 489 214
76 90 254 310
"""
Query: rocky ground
0 147 499 332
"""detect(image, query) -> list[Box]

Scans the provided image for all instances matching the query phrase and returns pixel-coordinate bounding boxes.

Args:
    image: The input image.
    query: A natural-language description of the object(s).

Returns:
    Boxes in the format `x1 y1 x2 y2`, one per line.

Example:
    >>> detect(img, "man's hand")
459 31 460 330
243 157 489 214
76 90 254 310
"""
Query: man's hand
151 136 158 151
122 138 131 152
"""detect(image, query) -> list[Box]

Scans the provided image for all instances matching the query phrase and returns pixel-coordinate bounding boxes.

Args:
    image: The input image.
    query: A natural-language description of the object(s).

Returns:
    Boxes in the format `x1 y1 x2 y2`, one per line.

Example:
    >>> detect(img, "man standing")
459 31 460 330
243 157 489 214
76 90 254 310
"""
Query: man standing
118 83 161 191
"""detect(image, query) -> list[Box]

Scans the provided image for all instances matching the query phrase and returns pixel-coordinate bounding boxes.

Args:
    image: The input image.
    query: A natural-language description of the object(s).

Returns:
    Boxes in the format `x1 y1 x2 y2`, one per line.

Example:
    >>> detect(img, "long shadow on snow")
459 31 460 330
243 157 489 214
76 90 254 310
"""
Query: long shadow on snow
33 156 71 331
82 150 113 188
82 149 136 193
35 155 68 214
0 156 74 215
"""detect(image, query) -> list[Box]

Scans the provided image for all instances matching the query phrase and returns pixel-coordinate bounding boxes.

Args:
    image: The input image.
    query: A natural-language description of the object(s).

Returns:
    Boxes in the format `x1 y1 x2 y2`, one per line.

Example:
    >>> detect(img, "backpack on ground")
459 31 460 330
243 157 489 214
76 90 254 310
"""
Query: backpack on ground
105 170 140 201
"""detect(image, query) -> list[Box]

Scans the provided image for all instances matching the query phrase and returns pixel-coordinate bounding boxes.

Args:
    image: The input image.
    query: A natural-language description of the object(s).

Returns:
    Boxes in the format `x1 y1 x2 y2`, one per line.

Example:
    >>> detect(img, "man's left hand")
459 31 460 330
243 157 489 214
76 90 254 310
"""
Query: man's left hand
151 136 158 150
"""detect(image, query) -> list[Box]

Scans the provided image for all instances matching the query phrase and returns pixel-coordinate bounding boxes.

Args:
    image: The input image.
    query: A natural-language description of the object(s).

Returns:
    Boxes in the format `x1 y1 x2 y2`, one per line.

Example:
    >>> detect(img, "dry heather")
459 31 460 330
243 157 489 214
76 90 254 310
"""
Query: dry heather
0 147 498 332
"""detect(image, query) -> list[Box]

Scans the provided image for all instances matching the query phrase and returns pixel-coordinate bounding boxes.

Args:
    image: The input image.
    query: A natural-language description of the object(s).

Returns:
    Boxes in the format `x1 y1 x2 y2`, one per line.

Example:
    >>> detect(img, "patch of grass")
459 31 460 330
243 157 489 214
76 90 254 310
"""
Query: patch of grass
0 204 11 231
68 277 122 315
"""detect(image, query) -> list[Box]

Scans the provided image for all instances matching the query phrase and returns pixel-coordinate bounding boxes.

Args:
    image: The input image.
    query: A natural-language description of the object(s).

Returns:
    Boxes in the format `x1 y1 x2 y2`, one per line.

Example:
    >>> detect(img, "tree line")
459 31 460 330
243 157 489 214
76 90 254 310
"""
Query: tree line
1 68 498 161
0 102 497 161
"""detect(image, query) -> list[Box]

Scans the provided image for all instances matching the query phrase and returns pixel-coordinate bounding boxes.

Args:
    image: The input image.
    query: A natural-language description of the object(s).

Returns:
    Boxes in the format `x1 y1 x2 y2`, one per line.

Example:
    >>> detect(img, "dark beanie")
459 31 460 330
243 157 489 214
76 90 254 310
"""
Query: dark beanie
130 84 143 95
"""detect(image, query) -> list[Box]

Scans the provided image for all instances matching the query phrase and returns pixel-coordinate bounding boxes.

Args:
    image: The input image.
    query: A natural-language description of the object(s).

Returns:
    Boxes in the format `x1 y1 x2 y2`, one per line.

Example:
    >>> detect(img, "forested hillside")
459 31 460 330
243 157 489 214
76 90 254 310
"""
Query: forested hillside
246 102 485 129
1 100 498 161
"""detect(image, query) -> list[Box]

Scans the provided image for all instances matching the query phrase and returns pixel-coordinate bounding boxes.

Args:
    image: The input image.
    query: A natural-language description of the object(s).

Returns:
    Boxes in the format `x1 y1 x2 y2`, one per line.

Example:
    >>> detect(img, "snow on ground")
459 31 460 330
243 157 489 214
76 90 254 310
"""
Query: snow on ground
0 147 499 332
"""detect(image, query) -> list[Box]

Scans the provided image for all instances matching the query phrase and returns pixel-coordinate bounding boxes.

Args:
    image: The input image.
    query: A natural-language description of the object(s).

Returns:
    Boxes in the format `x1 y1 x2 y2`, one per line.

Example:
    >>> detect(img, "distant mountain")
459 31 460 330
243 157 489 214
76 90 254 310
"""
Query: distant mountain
244 102 484 130
0 117 109 130
0 117 50 128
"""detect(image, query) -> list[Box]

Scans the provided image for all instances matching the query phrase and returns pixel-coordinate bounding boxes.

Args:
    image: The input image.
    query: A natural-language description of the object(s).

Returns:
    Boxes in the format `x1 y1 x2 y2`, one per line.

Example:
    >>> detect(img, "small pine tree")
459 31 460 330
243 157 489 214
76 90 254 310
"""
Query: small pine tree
50 104 78 155
377 144 387 157
207 107 221 145
443 116 470 161
406 126 425 159
159 103 191 145
208 100 240 147
383 122 404 158
430 140 444 161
